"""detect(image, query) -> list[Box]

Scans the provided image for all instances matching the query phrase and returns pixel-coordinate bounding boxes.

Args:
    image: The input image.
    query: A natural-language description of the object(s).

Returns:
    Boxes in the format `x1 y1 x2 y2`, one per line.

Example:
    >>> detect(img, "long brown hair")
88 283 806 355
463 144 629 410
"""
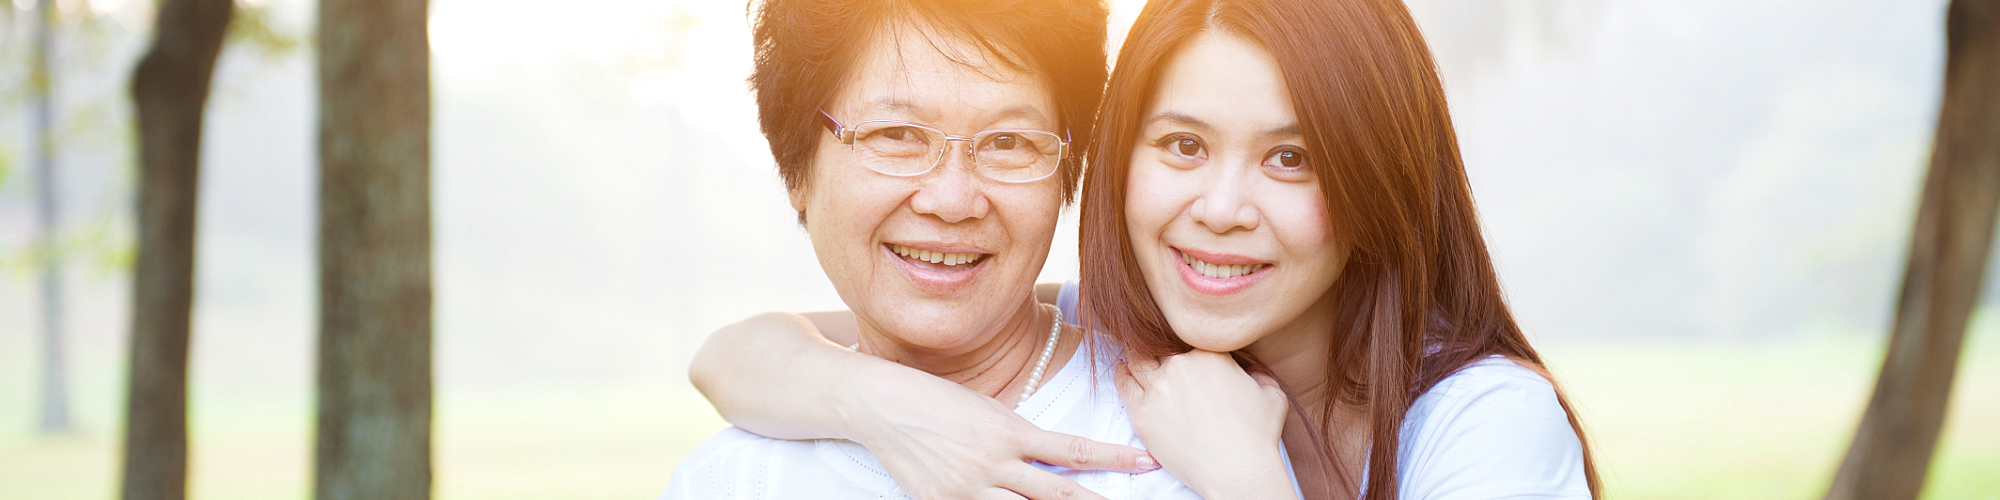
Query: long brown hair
1077 0 1601 497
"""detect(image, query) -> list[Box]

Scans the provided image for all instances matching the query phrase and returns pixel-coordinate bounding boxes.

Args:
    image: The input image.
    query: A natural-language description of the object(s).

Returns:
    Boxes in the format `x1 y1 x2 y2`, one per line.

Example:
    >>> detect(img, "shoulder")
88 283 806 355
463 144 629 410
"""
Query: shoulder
659 428 790 500
661 428 767 499
1397 357 1590 500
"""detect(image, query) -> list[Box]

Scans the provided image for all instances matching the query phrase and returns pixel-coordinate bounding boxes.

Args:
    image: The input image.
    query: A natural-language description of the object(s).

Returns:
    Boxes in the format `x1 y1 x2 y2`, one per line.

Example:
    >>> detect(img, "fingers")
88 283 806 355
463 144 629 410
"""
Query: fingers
975 490 1031 500
1114 361 1145 396
996 464 1112 500
1020 430 1162 473
1126 356 1162 374
1248 371 1289 410
1248 371 1281 389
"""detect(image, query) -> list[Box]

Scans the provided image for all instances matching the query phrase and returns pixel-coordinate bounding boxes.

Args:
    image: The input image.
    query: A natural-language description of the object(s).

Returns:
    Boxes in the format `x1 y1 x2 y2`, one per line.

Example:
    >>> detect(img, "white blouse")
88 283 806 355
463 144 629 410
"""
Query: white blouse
1058 281 1590 499
659 333 1205 499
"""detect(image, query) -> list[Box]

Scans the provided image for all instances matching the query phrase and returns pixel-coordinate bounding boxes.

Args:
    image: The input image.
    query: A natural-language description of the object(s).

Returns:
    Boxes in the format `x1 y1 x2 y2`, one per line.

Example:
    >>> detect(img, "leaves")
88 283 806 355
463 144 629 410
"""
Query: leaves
226 0 301 59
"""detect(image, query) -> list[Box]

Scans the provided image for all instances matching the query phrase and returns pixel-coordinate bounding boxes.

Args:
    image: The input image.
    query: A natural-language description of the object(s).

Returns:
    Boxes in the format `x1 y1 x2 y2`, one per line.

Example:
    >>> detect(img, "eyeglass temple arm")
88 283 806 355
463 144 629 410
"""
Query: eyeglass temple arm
818 110 853 144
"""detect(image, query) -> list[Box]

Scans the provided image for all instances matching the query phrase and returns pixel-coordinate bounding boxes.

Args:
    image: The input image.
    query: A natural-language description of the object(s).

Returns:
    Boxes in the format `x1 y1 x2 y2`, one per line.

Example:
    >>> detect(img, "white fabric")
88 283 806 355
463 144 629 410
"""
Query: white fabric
1059 282 1587 499
660 334 1203 500
1393 355 1591 499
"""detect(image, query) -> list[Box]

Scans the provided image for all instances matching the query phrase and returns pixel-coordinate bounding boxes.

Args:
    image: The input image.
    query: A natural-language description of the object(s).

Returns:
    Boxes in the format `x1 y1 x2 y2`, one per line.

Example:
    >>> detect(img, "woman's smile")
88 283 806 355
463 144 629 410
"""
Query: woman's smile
1171 247 1272 295
885 242 993 293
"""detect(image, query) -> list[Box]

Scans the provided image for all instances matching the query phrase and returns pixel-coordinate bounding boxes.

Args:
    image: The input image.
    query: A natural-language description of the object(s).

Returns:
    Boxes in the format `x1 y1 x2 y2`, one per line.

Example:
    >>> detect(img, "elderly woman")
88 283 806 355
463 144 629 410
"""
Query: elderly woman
661 0 1205 498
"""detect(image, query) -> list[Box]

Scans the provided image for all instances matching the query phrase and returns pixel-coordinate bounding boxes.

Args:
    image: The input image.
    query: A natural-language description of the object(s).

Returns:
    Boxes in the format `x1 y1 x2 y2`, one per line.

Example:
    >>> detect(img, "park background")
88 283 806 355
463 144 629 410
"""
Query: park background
0 0 1995 498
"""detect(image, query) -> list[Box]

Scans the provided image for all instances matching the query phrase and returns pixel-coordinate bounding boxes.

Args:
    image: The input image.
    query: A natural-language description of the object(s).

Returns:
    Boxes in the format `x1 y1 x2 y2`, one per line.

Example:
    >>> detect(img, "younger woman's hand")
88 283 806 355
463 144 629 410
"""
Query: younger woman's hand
1115 350 1294 500
840 359 1163 500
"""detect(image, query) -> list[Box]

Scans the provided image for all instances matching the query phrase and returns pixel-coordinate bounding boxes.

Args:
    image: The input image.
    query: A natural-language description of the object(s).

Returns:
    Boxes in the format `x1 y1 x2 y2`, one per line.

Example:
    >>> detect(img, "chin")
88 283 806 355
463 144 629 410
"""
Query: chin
868 303 989 349
1166 316 1263 352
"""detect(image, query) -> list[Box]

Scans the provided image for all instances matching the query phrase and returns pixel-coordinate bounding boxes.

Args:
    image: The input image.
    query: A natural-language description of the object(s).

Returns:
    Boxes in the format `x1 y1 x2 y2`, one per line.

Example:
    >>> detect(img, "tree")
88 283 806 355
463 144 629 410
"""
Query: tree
122 0 233 498
1825 1 2000 499
314 0 433 498
31 0 68 436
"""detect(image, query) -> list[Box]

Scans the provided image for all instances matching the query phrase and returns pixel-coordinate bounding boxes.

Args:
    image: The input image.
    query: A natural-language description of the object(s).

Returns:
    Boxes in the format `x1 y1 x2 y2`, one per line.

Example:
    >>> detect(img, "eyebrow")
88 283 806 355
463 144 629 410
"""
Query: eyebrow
1145 111 1301 138
1145 111 1213 132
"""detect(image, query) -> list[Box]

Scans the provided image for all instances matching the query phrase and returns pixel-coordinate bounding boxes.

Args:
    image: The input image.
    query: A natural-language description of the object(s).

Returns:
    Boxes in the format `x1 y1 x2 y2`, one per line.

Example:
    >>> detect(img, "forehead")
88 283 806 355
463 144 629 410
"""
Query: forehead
1146 31 1297 130
829 22 1055 126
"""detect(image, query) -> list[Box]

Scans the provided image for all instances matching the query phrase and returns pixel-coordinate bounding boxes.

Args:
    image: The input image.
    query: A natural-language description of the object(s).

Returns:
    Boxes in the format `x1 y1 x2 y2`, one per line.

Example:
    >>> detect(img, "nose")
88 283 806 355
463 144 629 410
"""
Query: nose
908 141 990 223
1189 161 1260 234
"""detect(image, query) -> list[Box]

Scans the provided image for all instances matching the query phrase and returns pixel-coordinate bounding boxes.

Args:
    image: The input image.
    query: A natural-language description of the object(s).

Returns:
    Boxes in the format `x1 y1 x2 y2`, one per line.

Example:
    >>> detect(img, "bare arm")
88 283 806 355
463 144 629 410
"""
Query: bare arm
688 294 1158 500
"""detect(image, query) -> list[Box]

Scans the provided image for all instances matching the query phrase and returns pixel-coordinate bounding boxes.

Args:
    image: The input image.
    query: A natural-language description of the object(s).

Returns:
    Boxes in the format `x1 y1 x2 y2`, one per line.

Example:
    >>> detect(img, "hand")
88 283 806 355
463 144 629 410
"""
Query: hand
1116 350 1294 500
840 361 1163 500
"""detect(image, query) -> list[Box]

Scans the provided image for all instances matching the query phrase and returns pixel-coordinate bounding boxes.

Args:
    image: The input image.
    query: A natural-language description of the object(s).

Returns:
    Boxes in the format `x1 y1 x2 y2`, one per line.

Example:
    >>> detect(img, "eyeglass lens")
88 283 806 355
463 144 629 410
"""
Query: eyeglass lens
846 121 1062 182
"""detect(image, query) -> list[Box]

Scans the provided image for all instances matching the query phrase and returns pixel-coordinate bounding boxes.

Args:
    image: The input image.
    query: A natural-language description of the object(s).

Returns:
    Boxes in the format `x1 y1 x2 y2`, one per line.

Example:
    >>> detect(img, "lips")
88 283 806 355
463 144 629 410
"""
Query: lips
885 242 992 293
888 243 988 267
1172 247 1270 295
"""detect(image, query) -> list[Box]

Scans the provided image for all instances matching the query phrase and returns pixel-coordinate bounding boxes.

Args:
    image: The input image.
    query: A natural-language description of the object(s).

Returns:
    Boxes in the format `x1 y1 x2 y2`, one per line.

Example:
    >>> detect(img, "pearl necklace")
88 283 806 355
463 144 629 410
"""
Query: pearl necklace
849 304 1064 405
1018 303 1065 404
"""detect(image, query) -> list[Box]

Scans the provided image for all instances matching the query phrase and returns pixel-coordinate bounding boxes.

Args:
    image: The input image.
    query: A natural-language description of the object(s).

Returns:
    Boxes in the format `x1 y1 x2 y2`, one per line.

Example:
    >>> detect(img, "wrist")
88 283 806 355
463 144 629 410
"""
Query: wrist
830 352 916 445
1185 449 1293 500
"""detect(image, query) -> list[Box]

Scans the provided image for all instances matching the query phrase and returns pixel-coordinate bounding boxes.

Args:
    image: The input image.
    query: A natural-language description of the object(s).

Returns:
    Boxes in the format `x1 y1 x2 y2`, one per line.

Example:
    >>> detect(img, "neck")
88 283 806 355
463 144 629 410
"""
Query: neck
1243 297 1340 419
855 297 1054 401
1244 286 1374 499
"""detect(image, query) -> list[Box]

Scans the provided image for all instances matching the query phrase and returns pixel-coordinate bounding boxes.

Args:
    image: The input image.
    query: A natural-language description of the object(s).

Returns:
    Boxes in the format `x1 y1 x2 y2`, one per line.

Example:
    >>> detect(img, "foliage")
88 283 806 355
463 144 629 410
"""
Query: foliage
0 0 300 282
227 0 302 59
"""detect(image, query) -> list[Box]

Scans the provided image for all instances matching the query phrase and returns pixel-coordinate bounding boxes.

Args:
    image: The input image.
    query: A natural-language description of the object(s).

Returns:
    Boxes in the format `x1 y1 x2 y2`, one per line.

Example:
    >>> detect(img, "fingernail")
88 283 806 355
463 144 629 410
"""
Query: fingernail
1137 454 1158 470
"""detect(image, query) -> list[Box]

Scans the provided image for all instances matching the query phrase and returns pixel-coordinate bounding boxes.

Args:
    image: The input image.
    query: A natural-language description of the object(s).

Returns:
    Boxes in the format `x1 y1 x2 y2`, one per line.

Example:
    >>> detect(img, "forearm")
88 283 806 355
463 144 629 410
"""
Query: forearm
1184 454 1295 500
689 311 916 441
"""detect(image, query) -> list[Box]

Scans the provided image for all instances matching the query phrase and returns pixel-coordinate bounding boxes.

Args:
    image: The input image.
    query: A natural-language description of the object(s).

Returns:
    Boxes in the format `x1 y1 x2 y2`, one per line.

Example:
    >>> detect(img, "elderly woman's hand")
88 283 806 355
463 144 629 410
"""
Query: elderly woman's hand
839 358 1163 500
1116 350 1295 500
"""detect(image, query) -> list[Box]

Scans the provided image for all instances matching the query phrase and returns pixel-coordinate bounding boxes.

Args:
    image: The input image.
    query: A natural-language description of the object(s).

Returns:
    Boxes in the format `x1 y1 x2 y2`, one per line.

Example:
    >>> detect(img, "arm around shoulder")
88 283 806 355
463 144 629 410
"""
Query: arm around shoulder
689 311 890 441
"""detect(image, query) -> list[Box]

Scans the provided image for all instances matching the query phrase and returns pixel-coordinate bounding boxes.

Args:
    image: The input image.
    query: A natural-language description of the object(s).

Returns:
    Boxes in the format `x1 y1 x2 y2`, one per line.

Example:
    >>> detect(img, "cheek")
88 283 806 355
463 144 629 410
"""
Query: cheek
1123 160 1187 241
1269 184 1339 267
805 163 898 249
1002 184 1065 249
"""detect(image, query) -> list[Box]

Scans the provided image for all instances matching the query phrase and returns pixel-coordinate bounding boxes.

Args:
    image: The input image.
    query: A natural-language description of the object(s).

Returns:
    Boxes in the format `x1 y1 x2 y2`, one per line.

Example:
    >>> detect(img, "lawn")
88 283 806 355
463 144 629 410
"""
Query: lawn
2 324 1995 499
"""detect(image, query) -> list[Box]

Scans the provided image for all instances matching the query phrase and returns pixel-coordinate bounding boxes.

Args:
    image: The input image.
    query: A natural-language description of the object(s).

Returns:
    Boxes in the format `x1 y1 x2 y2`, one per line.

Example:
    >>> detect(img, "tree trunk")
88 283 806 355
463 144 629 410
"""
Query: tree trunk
1825 1 2000 499
122 0 233 499
313 0 433 498
33 0 70 436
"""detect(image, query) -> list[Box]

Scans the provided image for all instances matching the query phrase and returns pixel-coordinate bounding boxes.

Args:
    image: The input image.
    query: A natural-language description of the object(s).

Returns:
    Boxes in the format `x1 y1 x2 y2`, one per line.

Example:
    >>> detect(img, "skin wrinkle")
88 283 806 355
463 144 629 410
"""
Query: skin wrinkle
800 23 1077 404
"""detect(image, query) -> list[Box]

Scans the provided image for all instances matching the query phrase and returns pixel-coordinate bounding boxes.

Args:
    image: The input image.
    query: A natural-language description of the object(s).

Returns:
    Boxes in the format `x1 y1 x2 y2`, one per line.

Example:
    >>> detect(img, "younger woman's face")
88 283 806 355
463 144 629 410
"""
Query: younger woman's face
1125 31 1346 352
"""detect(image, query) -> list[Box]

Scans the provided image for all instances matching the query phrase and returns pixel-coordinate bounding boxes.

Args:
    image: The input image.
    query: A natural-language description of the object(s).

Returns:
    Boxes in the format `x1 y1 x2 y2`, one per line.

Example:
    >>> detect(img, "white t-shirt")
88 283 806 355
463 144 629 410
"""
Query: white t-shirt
659 333 1204 499
1059 282 1590 499
1393 355 1592 499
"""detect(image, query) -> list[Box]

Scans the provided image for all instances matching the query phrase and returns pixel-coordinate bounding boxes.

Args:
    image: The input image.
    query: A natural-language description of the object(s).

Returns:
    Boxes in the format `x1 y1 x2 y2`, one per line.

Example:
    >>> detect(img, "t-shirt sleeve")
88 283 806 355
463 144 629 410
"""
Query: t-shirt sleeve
660 428 767 500
1396 361 1591 500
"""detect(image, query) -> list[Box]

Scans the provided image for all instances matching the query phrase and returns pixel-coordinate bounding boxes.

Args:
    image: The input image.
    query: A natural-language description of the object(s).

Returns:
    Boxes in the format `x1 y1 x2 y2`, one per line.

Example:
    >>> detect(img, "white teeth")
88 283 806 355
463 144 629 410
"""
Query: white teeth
890 244 983 267
1178 250 1266 280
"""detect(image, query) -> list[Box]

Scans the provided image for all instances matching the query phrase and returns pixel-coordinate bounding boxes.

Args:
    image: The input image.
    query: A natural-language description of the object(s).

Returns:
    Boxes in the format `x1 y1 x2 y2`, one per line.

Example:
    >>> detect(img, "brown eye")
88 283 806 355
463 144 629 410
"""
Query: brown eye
1175 138 1200 156
992 134 1018 150
882 127 912 141
1276 150 1302 167
1263 148 1309 170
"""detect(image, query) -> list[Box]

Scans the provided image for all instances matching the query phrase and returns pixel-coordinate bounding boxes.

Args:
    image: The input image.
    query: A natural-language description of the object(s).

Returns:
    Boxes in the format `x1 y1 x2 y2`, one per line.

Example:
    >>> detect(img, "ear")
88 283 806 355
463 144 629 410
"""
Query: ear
788 184 809 223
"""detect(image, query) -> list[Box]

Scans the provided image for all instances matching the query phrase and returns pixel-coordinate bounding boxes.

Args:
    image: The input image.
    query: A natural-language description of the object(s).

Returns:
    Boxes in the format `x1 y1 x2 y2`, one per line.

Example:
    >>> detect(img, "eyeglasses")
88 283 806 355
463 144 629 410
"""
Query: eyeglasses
818 109 1068 183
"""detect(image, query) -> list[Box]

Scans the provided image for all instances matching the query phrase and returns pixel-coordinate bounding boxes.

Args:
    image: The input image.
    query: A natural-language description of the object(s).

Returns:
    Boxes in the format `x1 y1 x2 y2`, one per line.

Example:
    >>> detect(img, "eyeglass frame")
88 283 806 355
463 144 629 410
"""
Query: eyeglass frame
817 109 1070 184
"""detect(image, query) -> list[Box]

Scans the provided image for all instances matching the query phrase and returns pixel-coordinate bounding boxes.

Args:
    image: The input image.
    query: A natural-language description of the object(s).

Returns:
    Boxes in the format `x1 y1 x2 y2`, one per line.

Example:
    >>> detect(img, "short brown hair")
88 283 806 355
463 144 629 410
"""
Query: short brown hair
748 0 1109 212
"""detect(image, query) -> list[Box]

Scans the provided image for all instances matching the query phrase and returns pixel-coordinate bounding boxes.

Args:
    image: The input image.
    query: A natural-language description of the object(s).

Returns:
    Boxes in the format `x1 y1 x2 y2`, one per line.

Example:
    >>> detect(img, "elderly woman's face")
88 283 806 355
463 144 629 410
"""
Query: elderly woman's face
791 27 1062 355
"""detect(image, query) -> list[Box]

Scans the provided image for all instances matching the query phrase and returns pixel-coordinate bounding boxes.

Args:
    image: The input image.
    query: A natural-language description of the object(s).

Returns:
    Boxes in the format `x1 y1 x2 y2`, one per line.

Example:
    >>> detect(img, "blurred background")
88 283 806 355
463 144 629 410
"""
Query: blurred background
0 0 1994 498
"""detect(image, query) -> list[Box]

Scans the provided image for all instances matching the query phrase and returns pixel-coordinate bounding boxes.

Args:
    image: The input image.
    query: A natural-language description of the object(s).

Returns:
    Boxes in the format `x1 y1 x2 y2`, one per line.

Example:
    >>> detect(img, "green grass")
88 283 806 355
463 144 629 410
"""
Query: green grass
1 330 1994 499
